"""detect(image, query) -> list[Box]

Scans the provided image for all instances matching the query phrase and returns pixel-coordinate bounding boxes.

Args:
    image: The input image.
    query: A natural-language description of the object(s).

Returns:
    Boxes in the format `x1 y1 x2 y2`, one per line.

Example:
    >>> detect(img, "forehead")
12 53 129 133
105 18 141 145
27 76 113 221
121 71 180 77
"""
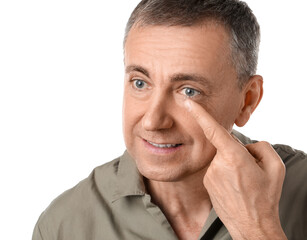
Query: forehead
124 24 236 87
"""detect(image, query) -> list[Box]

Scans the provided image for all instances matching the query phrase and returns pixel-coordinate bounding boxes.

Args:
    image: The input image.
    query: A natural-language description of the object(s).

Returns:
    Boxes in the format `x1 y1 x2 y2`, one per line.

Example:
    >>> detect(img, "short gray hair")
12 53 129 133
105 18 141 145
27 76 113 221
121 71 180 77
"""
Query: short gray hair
124 0 260 88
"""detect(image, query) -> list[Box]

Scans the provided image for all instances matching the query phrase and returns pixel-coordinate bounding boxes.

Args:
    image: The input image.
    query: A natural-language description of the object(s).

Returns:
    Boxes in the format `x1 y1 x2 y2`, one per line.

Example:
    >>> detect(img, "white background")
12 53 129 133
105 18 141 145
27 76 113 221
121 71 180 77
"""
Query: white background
0 0 306 238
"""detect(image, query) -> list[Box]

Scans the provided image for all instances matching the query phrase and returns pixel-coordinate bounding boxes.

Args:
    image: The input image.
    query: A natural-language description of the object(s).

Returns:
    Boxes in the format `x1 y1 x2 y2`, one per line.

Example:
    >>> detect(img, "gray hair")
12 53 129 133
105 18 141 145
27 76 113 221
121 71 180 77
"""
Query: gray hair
124 0 260 88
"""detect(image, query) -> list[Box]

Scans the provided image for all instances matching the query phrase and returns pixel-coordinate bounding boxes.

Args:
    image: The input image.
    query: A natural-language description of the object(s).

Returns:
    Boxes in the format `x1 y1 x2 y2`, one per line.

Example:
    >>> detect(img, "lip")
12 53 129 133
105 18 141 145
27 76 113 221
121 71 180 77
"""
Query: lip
142 139 183 155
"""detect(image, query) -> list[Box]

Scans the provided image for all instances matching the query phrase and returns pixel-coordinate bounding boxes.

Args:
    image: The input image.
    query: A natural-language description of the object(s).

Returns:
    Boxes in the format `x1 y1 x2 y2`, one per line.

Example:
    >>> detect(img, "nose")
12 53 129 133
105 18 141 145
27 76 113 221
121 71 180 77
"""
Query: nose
142 94 174 131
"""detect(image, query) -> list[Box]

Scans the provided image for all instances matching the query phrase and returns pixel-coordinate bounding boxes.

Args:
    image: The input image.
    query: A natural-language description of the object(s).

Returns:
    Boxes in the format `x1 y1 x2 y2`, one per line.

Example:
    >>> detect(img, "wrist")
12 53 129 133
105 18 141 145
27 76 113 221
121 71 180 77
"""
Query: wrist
228 218 287 240
253 223 287 240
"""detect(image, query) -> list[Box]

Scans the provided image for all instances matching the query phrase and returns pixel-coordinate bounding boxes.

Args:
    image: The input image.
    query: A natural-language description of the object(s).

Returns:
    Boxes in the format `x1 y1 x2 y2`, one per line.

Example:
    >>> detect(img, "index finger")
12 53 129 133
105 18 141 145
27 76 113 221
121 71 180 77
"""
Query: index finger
184 99 237 150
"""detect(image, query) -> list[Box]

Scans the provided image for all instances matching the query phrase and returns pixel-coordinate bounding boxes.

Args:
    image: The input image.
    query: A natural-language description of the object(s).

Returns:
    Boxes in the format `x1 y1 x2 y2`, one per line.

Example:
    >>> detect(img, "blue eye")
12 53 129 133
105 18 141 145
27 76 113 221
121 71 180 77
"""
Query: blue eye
133 79 146 89
182 87 200 98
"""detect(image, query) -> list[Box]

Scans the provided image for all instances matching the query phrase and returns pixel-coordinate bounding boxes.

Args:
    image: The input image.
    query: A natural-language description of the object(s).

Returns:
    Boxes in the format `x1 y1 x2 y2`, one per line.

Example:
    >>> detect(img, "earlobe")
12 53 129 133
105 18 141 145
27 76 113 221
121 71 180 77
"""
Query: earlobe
235 75 263 127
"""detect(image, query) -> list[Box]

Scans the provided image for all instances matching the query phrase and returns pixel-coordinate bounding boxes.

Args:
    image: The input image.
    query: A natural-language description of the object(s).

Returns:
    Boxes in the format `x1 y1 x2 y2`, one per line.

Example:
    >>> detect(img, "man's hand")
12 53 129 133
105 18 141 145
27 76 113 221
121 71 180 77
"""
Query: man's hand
184 100 287 240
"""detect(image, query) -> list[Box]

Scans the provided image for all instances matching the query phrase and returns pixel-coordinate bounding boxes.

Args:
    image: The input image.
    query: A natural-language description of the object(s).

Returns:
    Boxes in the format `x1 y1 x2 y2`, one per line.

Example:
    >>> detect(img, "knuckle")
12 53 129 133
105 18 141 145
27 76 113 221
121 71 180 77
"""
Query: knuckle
204 170 212 186
258 141 271 148
270 155 286 177
223 148 241 163
278 160 286 175
225 148 239 158
209 160 218 172
203 176 211 190
203 126 216 142
193 112 202 121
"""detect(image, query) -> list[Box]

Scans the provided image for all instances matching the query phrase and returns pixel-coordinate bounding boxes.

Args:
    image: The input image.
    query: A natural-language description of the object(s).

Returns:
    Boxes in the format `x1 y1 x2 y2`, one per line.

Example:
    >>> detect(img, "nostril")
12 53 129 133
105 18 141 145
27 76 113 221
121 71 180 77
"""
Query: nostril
142 108 174 131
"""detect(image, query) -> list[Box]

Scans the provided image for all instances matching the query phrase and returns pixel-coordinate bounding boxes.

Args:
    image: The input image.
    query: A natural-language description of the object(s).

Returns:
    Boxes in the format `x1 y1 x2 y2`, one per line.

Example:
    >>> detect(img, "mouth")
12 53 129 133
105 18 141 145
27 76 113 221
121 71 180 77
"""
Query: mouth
145 140 183 148
142 138 183 155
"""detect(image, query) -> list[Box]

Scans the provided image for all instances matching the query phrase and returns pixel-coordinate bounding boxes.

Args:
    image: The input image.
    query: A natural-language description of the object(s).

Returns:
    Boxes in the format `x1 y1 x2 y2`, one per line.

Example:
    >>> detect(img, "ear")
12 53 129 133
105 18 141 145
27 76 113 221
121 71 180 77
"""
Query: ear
235 75 263 127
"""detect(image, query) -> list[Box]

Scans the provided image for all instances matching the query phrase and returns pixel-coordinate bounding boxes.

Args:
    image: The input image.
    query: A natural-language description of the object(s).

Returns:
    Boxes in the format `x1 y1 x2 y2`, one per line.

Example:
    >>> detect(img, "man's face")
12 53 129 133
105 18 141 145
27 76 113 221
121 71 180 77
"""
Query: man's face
123 24 245 182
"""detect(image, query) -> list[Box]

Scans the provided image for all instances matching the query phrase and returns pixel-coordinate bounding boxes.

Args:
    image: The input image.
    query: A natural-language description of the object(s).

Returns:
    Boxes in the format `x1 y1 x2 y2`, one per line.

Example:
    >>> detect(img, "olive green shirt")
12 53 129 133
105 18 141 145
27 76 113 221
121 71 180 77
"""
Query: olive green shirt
32 131 307 240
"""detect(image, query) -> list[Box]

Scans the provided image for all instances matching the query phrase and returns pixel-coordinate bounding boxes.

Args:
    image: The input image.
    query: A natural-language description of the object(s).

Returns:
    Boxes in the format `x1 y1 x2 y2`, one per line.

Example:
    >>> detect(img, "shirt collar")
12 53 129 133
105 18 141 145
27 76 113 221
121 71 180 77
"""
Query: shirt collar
111 150 146 202
198 208 219 238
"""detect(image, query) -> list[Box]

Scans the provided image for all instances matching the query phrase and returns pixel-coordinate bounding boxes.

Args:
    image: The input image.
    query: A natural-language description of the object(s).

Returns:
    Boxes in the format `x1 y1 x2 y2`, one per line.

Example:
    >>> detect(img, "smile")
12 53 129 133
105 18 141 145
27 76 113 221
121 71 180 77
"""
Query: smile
146 140 182 148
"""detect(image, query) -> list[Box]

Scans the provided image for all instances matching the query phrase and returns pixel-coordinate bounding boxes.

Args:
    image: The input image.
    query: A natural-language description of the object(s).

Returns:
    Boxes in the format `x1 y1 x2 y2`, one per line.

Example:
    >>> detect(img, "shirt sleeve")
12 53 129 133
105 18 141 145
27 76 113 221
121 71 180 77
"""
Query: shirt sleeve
32 222 44 240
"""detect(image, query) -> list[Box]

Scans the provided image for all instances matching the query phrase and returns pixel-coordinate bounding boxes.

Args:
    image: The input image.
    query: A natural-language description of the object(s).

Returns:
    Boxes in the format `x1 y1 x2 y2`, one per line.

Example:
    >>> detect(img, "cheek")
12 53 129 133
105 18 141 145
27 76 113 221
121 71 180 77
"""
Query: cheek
122 92 145 143
186 121 217 168
206 95 242 132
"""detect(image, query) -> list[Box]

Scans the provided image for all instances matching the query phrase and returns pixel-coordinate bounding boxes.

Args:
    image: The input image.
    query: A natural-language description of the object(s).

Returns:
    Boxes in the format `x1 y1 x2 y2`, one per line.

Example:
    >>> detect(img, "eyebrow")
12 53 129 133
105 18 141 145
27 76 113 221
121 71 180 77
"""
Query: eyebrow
125 65 150 78
125 64 213 90
170 73 212 89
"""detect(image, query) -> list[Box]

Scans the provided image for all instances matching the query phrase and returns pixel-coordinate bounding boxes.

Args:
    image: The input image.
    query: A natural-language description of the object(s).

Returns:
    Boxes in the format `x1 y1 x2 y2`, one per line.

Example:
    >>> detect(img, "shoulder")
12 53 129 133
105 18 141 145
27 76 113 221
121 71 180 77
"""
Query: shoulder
273 143 306 166
272 143 307 194
273 145 307 238
271 143 307 190
33 156 121 239
233 129 307 169
46 156 120 214
272 143 307 201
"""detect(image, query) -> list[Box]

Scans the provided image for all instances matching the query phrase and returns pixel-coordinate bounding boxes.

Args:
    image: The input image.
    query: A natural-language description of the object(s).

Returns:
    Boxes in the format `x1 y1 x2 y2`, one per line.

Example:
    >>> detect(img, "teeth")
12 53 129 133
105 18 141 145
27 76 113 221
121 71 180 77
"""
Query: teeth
147 141 178 148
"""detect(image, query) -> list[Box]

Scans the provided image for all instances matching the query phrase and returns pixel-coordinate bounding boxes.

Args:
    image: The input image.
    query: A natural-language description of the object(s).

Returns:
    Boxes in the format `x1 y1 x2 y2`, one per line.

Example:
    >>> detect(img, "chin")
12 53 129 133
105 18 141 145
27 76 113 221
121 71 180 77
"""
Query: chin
135 158 200 182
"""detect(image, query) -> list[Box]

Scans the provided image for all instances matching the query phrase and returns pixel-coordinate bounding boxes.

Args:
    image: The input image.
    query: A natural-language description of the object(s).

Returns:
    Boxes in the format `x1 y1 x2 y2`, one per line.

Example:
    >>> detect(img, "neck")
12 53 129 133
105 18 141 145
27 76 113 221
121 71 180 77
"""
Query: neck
144 170 212 239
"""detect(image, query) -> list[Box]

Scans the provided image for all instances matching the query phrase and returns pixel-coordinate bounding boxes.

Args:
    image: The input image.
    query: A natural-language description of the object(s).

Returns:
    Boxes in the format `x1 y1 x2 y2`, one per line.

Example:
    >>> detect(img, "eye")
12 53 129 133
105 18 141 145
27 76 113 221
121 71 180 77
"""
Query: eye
181 87 201 98
132 79 147 89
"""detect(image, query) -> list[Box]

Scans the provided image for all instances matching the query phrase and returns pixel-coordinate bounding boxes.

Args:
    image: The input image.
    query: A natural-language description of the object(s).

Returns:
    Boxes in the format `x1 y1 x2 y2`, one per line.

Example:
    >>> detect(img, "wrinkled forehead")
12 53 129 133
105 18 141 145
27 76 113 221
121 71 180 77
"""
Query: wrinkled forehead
124 24 237 88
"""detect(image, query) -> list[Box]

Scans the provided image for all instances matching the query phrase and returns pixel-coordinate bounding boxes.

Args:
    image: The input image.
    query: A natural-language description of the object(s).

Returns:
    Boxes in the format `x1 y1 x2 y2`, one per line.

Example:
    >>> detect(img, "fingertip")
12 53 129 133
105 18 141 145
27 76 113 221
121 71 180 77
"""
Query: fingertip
184 99 192 112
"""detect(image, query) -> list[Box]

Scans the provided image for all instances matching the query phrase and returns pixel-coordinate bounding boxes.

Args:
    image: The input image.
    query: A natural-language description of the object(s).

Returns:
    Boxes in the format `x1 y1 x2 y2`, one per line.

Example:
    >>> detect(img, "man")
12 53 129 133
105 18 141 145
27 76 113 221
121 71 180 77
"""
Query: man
33 0 307 239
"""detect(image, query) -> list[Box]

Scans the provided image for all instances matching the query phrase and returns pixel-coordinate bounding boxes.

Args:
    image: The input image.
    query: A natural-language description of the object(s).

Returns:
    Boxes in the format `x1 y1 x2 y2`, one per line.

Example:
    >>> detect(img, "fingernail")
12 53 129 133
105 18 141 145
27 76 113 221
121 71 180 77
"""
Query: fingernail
184 100 192 112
